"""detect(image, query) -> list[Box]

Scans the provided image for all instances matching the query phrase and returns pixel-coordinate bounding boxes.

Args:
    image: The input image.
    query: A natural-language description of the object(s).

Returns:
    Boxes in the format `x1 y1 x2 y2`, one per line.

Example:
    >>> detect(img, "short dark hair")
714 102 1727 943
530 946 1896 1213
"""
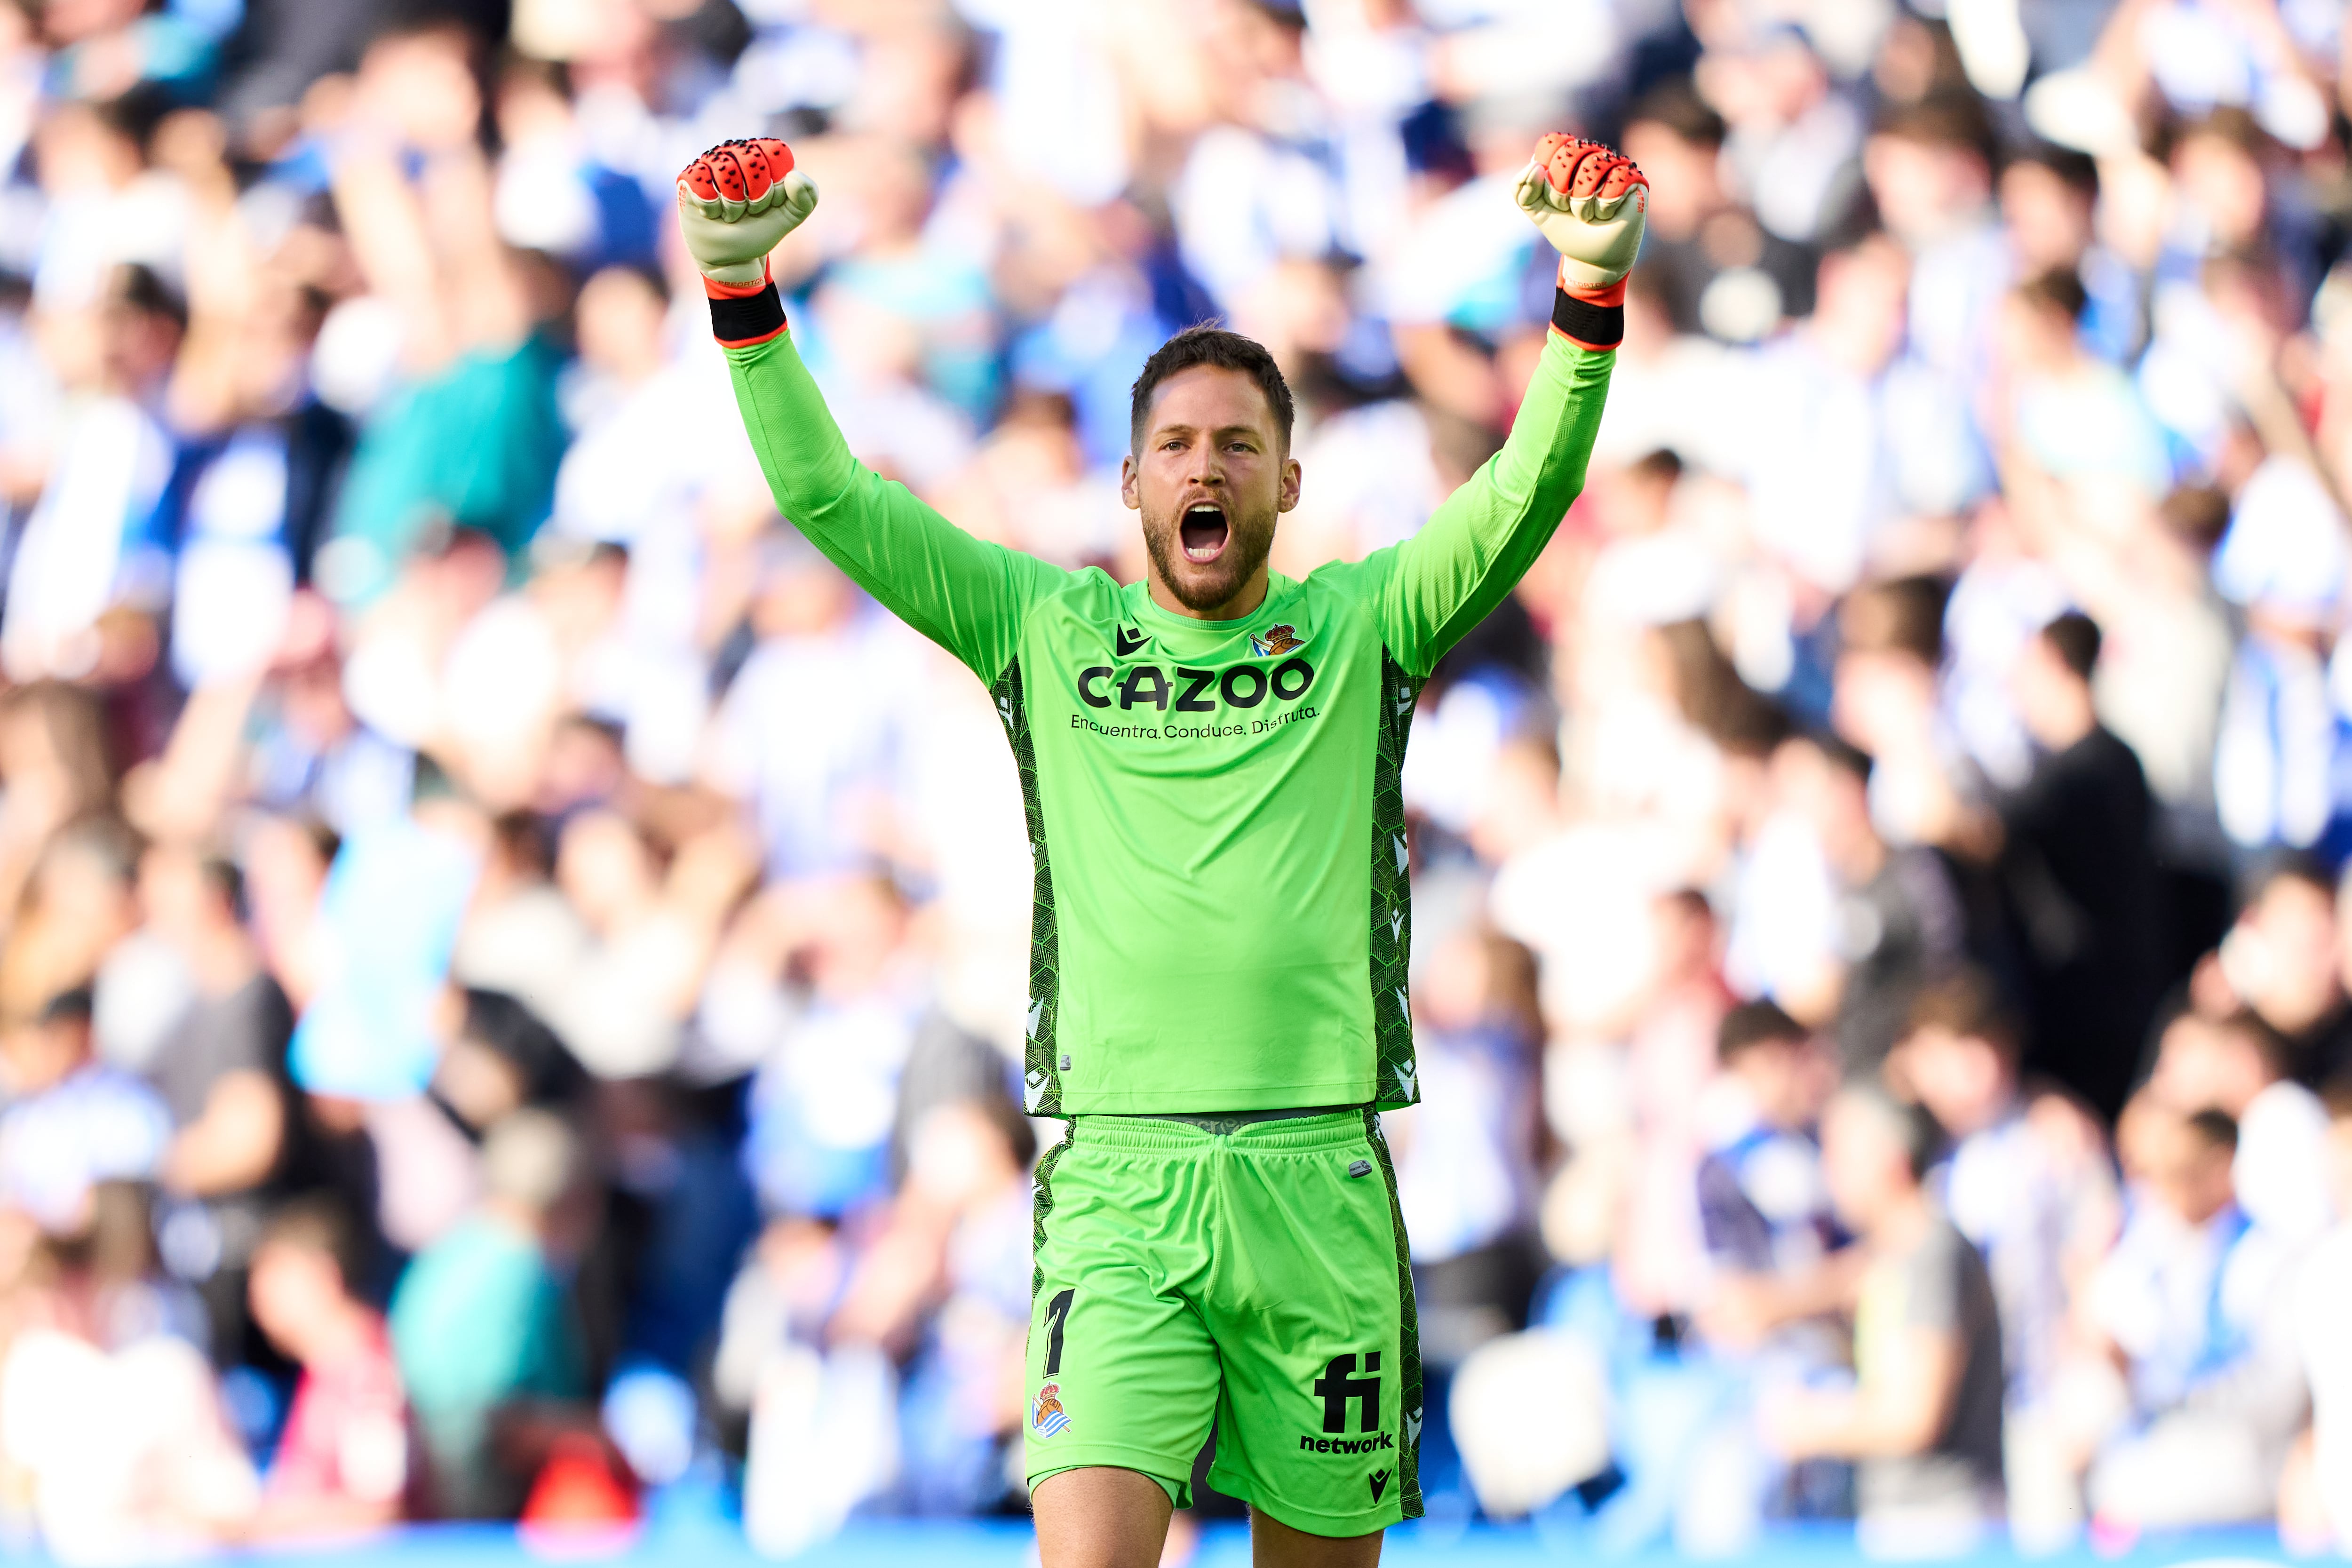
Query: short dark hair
2017 267 2090 326
1840 1082 1946 1180
1626 81 1726 149
260 1194 365 1289
1840 575 1948 665
38 987 94 1027
2211 1008 2296 1082
1129 326 1295 454
2320 1071 2352 1123
1870 94 1995 168
1719 999 1809 1062
2160 486 2232 554
1905 969 2022 1060
2040 611 2101 679
199 854 246 922
1808 730 1875 785
2243 849 2332 909
2184 1106 2240 1154
2005 142 2099 198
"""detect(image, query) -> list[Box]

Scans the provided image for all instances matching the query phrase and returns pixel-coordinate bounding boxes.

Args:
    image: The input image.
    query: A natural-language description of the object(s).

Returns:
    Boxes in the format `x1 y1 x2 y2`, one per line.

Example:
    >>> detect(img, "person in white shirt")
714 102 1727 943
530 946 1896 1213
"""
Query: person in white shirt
2085 1102 2304 1526
2280 1078 2352 1550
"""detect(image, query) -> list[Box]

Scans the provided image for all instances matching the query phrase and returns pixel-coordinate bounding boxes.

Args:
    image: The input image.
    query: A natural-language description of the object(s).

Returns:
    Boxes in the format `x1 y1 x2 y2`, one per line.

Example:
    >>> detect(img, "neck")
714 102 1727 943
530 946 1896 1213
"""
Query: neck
1867 1185 1933 1249
1146 565 1270 623
2034 692 2098 751
1947 1081 2019 1139
190 924 258 995
303 1296 377 1367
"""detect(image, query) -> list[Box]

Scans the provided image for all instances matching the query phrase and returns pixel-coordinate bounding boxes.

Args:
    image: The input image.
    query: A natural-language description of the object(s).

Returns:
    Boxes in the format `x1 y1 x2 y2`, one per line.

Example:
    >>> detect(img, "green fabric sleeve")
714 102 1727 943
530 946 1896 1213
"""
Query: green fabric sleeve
1367 333 1613 676
723 329 1061 680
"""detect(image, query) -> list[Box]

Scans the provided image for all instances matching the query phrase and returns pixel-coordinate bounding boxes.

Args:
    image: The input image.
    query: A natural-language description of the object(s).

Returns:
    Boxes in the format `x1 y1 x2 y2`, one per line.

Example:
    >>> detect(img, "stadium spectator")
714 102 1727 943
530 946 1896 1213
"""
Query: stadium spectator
1761 1085 2007 1554
1891 972 2119 1530
0 988 169 1241
2280 1076 2352 1550
389 1109 590 1520
131 843 296 1364
1691 1000 1843 1358
234 1195 416 1537
1998 612 2164 1120
2085 1104 2304 1525
2145 1008 2335 1243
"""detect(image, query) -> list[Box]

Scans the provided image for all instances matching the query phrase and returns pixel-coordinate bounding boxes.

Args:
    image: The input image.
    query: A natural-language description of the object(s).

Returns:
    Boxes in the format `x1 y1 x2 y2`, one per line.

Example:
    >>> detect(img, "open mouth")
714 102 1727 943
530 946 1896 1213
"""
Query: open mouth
1179 501 1230 564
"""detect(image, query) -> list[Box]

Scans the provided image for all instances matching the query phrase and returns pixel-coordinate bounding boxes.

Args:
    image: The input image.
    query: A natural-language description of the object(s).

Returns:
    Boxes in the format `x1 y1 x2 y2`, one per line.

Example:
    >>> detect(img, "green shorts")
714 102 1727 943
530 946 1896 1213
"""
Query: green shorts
1024 1109 1423 1537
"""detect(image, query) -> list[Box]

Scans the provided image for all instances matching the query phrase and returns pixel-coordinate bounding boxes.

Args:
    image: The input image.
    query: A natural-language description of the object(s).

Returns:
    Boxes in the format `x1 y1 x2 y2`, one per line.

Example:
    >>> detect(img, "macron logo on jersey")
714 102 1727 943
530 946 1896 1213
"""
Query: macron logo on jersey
1115 626 1148 657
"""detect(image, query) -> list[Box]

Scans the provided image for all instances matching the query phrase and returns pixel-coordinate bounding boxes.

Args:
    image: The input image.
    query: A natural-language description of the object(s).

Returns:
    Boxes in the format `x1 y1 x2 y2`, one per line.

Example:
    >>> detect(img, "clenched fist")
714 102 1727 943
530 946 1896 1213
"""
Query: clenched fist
676 138 819 285
1515 135 1648 295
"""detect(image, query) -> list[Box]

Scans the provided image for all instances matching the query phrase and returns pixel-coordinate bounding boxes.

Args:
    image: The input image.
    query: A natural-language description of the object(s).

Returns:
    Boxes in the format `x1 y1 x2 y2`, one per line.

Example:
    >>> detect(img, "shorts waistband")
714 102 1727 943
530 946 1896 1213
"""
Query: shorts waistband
1069 1107 1374 1153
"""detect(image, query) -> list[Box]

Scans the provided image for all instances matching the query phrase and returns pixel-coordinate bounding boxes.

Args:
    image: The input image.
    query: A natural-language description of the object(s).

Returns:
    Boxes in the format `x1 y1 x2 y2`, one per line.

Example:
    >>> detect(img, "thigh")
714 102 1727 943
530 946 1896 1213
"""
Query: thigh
1251 1504 1386 1568
1025 1136 1220 1505
1206 1116 1422 1537
1033 1465 1176 1568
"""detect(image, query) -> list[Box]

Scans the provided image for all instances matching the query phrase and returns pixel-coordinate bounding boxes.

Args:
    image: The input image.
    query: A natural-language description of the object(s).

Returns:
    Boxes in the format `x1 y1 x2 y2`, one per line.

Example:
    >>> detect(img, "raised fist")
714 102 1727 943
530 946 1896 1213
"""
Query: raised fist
1515 135 1647 294
676 138 819 285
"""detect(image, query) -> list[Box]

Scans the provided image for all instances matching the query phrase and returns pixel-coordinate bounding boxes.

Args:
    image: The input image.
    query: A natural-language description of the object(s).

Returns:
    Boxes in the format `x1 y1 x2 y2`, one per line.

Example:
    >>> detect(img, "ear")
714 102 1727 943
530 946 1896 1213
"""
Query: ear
1120 454 1140 511
1277 454 1302 514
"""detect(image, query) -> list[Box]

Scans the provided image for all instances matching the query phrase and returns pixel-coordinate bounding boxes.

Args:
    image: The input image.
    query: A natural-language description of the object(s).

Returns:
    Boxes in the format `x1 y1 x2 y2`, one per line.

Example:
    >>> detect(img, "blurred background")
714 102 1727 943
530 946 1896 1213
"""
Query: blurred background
1 0 2351 1560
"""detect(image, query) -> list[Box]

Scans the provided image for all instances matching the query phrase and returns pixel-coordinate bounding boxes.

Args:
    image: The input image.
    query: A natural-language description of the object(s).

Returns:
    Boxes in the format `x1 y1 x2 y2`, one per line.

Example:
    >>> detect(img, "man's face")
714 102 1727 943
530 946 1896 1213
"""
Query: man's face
1820 1092 1909 1233
1732 1037 1830 1131
2142 1115 2236 1226
0 1019 87 1097
1999 163 2092 274
1901 1026 2009 1136
1121 366 1300 617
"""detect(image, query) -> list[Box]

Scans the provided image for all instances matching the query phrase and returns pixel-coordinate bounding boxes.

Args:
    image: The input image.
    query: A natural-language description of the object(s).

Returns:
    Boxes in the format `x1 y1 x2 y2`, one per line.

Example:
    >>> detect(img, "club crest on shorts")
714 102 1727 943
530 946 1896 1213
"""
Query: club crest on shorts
1031 1382 1072 1437
1249 623 1304 658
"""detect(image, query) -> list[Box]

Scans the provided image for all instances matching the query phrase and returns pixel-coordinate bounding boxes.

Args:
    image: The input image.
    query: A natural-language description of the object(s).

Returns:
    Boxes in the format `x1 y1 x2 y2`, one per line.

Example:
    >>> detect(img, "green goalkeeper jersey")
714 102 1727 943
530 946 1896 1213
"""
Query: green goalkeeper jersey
724 328 1612 1115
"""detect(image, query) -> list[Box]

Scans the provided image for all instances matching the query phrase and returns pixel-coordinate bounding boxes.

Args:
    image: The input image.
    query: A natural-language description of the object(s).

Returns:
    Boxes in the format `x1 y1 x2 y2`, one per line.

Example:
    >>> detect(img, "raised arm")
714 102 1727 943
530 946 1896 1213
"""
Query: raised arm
1370 137 1645 677
678 140 1057 681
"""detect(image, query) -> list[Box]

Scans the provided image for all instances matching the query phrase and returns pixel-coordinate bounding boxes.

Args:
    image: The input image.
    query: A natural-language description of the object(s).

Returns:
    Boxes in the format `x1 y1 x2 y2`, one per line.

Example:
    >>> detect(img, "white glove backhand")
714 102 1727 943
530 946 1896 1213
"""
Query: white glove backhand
676 138 819 285
1513 134 1648 294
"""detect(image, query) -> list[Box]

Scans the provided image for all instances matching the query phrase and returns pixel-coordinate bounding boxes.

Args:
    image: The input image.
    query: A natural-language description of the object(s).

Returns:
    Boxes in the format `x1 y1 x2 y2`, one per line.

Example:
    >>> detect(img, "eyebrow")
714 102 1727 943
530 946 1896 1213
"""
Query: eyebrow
1148 423 1265 441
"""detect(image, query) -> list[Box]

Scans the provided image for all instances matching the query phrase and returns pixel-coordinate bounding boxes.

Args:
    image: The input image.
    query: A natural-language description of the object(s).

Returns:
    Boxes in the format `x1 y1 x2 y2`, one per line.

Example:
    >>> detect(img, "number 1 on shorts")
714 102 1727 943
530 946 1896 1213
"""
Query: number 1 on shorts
1044 1287 1075 1375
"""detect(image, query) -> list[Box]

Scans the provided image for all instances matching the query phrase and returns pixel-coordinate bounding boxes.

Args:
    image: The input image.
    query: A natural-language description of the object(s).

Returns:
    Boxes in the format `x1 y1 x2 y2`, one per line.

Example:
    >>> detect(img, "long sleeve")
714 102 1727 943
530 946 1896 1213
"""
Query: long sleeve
1367 330 1613 677
723 326 1062 681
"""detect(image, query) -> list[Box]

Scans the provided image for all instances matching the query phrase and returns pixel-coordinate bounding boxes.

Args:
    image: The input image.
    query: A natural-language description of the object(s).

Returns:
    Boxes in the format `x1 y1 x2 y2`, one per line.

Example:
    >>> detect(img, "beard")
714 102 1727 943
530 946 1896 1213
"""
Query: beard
1138 500 1278 615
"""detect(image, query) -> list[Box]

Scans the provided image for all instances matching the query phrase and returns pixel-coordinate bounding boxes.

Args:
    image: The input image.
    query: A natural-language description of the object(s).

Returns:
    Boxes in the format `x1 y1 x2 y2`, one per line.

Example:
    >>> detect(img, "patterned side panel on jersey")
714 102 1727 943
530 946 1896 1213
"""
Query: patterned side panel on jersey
993 659 1063 1116
1369 649 1424 1109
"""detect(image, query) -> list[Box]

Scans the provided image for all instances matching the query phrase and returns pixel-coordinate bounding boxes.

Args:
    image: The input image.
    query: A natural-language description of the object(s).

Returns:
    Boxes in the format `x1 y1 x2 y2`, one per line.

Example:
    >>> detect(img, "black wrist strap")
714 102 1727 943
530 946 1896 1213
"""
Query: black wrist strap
709 284 788 348
1550 287 1623 350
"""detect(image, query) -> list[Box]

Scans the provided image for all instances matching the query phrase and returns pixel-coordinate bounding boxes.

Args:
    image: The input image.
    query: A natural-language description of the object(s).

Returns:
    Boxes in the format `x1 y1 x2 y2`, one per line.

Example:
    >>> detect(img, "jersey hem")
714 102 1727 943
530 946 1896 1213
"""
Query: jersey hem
1051 1081 1375 1115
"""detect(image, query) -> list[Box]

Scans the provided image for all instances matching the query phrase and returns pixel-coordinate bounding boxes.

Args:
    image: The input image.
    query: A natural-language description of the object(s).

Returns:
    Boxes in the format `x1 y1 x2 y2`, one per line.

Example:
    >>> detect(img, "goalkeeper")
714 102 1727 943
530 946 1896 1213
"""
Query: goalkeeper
677 131 1643 1568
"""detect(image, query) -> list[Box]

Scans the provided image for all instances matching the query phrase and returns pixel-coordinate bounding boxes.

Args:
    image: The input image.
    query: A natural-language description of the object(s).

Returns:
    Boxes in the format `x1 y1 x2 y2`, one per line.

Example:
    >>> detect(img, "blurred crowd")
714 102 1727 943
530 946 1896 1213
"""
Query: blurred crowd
4 0 2352 1558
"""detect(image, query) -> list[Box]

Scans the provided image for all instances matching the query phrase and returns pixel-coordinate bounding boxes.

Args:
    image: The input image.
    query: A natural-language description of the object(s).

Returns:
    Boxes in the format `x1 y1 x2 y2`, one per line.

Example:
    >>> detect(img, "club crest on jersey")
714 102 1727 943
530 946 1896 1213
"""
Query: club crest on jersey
1032 1383 1072 1437
1250 623 1305 658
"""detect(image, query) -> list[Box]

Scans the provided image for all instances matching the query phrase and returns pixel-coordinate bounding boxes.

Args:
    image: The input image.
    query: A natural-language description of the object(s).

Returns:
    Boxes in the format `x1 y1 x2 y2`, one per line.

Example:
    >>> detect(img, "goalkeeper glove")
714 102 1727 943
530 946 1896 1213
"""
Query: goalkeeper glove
676 137 819 347
1515 135 1648 351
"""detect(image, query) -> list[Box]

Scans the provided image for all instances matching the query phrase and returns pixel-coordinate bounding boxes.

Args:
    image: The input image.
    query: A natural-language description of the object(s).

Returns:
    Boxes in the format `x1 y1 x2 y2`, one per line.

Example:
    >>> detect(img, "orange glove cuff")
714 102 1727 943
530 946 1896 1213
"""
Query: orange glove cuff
1551 266 1624 352
705 263 787 348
